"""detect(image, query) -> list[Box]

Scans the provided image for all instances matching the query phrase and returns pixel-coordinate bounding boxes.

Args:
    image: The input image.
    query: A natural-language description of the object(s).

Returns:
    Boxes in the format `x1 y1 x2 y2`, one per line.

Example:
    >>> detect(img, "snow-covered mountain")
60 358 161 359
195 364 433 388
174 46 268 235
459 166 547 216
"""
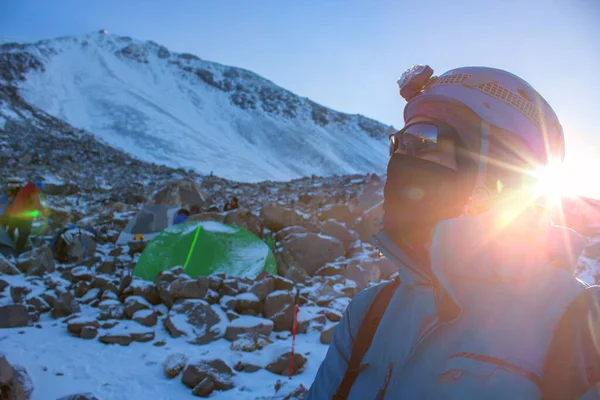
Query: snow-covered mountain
0 30 393 182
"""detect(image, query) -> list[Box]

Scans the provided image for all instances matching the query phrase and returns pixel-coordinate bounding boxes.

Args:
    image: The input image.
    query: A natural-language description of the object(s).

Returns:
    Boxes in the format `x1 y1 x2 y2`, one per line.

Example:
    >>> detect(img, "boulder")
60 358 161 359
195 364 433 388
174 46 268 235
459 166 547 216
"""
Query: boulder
10 285 31 304
233 292 262 316
230 332 273 352
320 220 358 251
122 279 160 305
224 316 274 341
163 353 188 379
248 276 274 302
0 356 33 400
71 266 94 282
51 292 81 319
276 232 345 276
98 299 125 320
0 255 20 275
170 277 209 301
223 207 263 238
163 299 221 344
181 359 234 391
99 332 133 346
266 352 307 376
123 295 152 318
57 393 101 400
318 204 352 224
132 309 158 327
320 324 337 344
233 361 261 373
17 247 55 276
25 296 51 313
260 204 302 231
351 201 384 242
264 291 295 331
191 377 214 397
67 317 100 336
0 305 29 328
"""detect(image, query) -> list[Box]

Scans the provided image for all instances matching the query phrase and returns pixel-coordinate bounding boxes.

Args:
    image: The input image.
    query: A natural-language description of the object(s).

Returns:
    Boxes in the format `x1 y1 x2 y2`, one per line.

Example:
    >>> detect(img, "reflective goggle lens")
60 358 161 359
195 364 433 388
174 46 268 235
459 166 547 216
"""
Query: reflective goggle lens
389 123 440 156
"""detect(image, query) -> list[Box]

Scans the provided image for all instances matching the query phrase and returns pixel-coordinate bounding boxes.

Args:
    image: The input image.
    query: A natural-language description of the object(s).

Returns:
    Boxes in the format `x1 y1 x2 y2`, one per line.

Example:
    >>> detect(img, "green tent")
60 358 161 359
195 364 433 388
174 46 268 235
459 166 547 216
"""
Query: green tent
133 221 277 281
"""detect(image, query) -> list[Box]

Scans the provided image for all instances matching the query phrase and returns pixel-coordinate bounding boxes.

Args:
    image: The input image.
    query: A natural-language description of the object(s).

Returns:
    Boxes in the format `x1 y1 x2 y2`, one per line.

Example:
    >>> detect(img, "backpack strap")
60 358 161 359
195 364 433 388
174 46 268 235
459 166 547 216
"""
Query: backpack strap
333 276 401 400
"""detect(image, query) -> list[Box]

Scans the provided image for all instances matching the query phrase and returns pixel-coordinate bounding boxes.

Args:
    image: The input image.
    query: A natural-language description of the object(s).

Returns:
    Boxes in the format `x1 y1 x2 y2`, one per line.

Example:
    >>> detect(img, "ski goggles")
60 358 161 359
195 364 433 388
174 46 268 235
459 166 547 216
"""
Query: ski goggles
388 121 459 157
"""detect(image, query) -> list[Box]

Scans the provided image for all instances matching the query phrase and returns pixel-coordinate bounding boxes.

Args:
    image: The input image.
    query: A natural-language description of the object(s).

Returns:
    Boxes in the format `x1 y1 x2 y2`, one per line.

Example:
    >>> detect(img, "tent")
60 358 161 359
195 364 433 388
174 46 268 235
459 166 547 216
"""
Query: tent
152 179 212 209
0 226 17 258
116 204 182 244
133 221 277 281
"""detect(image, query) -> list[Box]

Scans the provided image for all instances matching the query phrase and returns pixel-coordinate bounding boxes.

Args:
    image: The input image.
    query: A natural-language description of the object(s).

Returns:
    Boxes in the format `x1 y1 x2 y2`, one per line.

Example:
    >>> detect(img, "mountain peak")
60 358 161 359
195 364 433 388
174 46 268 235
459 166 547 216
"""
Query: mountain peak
0 32 393 182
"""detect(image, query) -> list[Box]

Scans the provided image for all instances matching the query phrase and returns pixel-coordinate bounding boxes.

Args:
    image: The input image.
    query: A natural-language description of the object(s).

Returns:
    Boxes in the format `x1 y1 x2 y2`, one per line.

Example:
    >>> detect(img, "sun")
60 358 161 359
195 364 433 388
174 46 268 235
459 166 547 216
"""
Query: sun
532 159 579 206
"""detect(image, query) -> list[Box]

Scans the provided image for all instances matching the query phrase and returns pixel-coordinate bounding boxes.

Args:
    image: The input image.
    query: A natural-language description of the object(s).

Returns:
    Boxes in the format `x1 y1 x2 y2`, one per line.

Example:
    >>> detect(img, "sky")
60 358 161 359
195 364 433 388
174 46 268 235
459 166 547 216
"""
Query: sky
1 0 599 194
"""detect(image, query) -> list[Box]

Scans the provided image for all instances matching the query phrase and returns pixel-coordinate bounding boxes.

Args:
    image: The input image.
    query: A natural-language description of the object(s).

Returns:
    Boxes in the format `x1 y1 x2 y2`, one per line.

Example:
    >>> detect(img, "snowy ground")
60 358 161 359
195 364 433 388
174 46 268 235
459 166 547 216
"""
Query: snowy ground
1 273 327 400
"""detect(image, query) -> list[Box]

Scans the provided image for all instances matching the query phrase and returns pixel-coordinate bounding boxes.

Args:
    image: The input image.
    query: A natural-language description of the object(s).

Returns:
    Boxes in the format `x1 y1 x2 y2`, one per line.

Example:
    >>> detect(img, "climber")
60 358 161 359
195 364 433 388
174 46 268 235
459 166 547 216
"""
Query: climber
306 65 600 399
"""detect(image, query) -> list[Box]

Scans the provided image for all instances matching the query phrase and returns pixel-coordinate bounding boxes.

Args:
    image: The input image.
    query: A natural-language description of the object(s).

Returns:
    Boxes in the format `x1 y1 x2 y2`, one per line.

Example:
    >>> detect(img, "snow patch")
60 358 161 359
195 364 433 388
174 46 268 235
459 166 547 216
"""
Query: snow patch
229 315 273 329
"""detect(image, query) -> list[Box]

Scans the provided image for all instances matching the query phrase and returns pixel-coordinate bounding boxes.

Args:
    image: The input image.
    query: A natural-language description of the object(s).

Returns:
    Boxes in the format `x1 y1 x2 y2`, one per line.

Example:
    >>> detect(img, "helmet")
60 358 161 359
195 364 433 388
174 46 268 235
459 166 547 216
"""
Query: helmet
398 65 565 202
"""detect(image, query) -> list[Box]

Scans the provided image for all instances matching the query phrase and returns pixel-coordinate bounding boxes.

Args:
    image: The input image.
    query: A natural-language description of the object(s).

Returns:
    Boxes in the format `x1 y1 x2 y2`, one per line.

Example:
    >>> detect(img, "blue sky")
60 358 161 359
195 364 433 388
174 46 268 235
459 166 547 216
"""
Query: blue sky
1 0 599 190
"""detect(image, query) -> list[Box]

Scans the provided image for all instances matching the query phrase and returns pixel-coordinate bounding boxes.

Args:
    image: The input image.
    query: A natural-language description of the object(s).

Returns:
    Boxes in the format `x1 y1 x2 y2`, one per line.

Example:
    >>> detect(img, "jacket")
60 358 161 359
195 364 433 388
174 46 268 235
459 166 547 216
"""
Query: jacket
306 205 600 399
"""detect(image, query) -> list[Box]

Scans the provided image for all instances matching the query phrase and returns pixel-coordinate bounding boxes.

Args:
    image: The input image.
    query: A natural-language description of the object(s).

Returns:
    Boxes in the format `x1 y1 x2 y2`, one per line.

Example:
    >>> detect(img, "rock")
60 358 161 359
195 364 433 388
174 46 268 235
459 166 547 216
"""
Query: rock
233 361 261 373
131 330 155 343
4 363 33 400
277 232 345 276
233 292 262 315
314 263 344 277
284 384 308 399
307 282 345 307
98 299 125 320
191 377 215 397
324 309 342 322
188 212 225 223
0 304 29 327
132 309 158 327
219 278 243 297
127 240 147 256
249 276 275 301
67 317 100 336
296 308 327 334
99 332 133 346
274 225 310 242
318 204 352 224
182 359 234 391
25 296 51 313
71 266 94 282
124 295 152 318
57 393 101 400
345 259 382 290
123 279 160 305
80 325 98 339
204 289 220 304
79 288 100 304
224 207 263 238
73 281 90 298
163 299 221 344
170 277 209 301
0 354 14 386
39 292 57 308
351 201 384 242
164 353 188 379
273 276 294 291
260 204 302 231
264 291 295 331
224 316 273 341
230 332 273 352
0 278 7 292
52 291 81 319
285 265 309 284
17 247 55 276
320 324 337 344
0 255 20 275
10 285 31 303
321 219 357 250
266 352 307 376
96 259 116 274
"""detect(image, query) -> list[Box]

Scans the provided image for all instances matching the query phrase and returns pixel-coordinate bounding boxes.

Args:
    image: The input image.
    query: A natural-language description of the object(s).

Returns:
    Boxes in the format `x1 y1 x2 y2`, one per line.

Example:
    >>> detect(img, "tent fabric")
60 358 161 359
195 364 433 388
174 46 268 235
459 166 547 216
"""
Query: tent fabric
133 221 277 281
116 204 180 244
152 179 212 208
0 225 17 258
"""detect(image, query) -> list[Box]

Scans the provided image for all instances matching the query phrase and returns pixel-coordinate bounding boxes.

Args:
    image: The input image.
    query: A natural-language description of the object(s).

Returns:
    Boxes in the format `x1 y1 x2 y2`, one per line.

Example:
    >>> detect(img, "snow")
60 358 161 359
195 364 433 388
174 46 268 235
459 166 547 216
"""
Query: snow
199 221 237 234
12 33 390 182
229 315 273 329
235 292 260 302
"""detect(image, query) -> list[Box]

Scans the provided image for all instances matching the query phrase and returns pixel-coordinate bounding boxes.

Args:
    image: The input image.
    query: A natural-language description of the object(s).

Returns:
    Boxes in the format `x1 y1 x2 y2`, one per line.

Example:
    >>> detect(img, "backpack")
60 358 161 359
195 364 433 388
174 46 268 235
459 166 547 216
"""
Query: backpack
333 276 400 400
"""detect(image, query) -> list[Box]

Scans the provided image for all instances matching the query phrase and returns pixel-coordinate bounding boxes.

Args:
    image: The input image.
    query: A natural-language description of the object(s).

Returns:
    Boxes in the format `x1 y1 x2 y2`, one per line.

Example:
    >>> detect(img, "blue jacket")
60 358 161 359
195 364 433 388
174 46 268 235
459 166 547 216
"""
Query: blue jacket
306 205 600 399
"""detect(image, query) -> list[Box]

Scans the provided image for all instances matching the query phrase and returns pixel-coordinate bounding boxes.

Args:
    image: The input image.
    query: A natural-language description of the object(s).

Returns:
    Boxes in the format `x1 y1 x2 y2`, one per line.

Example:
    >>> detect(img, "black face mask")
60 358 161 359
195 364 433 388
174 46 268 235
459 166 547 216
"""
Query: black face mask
383 154 468 246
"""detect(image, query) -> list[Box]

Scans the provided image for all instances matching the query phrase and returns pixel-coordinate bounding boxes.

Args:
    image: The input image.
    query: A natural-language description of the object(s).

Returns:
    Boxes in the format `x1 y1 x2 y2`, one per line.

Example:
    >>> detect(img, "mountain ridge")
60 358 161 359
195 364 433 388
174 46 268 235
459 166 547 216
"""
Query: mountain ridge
0 30 394 182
